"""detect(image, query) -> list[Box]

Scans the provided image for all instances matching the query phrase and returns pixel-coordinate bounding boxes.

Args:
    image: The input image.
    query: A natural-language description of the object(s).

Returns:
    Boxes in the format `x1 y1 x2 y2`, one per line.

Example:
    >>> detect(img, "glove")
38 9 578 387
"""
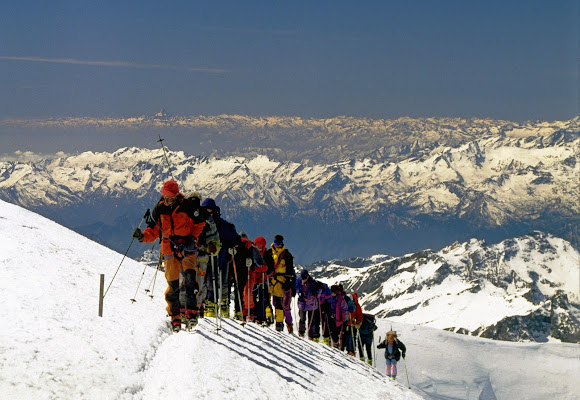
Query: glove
228 247 235 256
246 258 252 268
132 228 144 242
354 323 362 329
402 353 406 359
207 242 217 255
291 288 296 297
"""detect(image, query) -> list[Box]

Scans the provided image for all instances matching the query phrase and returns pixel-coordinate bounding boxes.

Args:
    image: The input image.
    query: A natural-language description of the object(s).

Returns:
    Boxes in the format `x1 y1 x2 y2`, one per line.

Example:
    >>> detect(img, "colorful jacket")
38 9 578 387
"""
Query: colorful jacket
142 194 206 256
296 278 323 312
264 245 295 298
329 292 348 327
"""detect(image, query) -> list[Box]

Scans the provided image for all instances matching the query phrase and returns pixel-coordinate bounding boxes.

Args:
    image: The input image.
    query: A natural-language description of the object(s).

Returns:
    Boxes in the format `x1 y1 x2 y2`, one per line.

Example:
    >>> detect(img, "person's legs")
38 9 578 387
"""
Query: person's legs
282 289 293 332
273 296 284 331
164 256 181 324
182 254 199 319
298 309 307 337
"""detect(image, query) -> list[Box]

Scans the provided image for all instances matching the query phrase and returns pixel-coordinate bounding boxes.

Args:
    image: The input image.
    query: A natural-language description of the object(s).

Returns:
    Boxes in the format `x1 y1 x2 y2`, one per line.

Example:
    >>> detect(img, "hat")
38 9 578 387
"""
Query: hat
273 234 284 246
161 180 179 196
330 284 339 293
300 269 309 280
254 236 267 247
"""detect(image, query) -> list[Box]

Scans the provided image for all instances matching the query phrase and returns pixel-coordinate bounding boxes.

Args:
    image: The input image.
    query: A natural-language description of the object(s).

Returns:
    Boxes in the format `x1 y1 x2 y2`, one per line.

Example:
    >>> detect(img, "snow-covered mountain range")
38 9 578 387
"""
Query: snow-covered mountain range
1 199 579 400
1 113 578 163
309 231 580 343
0 116 578 262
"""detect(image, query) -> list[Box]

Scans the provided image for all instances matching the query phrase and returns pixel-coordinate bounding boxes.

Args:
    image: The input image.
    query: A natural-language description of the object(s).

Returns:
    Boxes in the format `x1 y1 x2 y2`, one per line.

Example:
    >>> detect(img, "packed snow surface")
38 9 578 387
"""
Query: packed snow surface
1 199 579 399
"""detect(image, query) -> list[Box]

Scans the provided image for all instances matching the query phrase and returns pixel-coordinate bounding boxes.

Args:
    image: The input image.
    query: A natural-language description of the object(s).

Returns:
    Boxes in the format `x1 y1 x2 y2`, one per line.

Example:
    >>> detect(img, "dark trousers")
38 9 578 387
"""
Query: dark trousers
320 304 331 340
253 283 271 322
299 309 321 338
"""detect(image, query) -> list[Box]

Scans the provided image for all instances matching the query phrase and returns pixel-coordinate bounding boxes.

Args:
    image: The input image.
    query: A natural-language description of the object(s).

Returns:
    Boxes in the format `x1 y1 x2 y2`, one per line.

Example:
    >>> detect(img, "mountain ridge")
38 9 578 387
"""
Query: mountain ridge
2 113 578 163
308 231 580 343
1 125 578 263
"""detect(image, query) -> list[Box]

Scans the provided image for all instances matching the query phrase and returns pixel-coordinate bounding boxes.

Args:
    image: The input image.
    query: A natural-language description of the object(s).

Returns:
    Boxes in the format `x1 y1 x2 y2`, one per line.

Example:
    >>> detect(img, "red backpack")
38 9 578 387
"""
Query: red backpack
349 292 364 325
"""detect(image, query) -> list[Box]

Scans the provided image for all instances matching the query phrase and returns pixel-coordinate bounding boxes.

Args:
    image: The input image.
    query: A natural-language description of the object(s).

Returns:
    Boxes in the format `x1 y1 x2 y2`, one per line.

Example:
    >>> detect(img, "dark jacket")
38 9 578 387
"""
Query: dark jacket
201 198 241 268
359 314 378 344
377 339 406 361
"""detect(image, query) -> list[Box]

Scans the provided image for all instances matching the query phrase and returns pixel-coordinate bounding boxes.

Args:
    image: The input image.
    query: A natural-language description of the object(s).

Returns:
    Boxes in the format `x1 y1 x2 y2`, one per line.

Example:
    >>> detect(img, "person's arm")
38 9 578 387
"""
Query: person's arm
399 341 407 358
140 205 161 243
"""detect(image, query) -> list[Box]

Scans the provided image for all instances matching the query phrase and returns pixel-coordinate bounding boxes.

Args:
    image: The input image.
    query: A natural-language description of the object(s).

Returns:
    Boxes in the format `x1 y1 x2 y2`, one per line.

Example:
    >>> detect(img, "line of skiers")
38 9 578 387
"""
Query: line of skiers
131 180 297 333
132 180 406 375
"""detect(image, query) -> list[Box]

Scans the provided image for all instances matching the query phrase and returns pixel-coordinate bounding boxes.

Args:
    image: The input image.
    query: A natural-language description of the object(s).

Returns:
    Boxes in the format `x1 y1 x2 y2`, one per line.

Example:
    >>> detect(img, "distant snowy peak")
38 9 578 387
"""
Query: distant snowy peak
2 113 578 135
311 231 580 343
2 113 578 164
2 132 576 218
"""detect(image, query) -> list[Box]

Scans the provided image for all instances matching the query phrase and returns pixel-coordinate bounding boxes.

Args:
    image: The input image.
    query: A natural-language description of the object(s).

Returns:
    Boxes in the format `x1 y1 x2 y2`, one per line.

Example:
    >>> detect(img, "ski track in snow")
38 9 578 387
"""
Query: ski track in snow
1 198 579 400
0 199 421 400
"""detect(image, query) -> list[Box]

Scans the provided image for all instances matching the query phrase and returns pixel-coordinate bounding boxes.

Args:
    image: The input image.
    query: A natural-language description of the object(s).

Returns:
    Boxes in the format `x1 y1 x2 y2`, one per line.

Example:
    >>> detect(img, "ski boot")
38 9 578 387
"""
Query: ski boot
171 316 181 333
234 311 244 321
323 337 331 346
198 303 205 319
310 337 320 343
204 300 216 317
184 309 198 330
286 323 293 334
220 299 230 319
275 322 284 332
367 359 373 366
299 332 305 338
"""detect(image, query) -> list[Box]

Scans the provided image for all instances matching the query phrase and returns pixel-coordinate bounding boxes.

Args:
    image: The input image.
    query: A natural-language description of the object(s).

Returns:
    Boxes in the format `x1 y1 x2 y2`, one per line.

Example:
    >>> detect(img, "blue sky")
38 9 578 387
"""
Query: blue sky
0 1 577 121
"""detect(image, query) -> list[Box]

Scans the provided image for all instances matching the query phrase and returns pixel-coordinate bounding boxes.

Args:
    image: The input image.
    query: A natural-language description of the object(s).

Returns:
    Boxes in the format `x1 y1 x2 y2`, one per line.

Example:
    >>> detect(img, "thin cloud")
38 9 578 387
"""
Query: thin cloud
0 56 228 73
198 25 298 36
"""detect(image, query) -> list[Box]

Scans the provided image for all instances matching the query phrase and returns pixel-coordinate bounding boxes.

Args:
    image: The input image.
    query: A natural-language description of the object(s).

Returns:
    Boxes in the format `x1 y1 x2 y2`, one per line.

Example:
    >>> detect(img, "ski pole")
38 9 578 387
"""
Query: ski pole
210 255 220 333
231 250 246 326
247 267 251 322
132 240 158 302
404 357 410 389
351 325 357 356
130 263 148 303
146 253 162 299
157 134 176 181
375 335 380 369
103 209 150 298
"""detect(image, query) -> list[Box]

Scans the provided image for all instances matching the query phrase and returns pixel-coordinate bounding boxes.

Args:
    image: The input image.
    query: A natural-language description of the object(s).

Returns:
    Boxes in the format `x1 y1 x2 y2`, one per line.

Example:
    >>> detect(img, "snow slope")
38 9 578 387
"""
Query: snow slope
312 234 580 343
0 199 420 400
1 199 579 400
376 319 580 400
